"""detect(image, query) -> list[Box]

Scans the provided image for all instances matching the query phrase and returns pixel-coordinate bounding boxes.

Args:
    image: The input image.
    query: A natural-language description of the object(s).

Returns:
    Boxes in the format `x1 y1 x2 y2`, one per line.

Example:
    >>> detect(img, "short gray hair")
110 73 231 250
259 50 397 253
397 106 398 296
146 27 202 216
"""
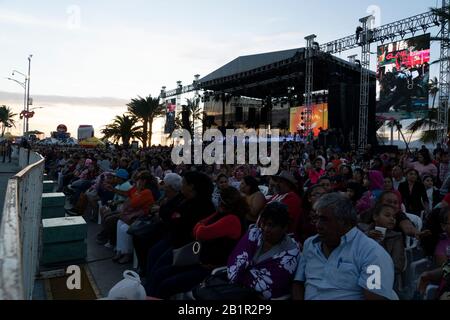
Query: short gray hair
313 192 357 226
164 173 182 192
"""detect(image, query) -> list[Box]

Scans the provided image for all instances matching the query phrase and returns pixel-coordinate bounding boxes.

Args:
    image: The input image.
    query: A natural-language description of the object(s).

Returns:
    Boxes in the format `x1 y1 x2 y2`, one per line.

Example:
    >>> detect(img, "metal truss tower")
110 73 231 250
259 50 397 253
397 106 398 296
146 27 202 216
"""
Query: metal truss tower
438 0 450 143
358 16 372 150
304 35 317 138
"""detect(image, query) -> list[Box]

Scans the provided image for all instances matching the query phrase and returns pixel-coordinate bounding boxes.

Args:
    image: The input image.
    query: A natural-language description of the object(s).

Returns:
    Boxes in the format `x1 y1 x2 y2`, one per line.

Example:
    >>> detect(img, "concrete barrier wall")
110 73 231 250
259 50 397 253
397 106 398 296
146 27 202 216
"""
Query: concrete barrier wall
0 149 44 300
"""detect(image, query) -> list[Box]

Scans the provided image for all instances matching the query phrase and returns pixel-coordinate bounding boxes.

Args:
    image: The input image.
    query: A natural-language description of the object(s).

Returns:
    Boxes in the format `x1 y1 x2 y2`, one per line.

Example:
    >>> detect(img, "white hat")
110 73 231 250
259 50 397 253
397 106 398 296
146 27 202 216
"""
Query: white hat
102 270 146 300
164 173 182 192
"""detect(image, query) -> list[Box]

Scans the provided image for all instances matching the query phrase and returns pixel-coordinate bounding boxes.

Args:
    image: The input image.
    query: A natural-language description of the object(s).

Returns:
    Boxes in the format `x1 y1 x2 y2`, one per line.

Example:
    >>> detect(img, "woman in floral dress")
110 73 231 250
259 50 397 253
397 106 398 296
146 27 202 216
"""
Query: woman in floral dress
227 202 300 299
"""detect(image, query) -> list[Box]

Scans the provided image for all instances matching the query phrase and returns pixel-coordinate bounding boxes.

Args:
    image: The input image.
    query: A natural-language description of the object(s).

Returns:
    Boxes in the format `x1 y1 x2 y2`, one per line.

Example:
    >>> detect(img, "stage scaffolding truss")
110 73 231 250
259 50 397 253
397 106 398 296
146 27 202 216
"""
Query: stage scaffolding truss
162 1 450 149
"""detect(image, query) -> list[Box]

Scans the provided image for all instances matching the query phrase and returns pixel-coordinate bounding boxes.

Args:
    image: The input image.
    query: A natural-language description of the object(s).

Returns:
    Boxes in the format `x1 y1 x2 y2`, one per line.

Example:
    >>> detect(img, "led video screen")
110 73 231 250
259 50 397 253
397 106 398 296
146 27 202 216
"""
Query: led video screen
289 103 328 136
376 34 430 120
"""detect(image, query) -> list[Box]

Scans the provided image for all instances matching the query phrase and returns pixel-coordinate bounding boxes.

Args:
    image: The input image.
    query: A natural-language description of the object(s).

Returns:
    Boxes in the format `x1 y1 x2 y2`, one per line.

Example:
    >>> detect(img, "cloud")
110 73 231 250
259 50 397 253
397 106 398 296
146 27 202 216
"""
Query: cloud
0 91 128 108
265 17 288 25
0 8 87 31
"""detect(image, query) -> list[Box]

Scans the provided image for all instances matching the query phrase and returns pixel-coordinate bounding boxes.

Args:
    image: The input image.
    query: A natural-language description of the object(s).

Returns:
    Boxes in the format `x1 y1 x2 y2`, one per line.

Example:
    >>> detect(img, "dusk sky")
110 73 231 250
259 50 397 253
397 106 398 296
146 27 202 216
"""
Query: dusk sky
0 0 441 138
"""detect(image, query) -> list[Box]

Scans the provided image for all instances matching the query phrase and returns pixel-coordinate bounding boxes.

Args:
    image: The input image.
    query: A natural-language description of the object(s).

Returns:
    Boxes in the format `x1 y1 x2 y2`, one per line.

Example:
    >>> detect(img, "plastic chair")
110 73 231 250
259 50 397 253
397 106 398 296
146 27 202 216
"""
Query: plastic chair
409 258 431 295
258 185 269 196
405 213 423 250
424 284 439 300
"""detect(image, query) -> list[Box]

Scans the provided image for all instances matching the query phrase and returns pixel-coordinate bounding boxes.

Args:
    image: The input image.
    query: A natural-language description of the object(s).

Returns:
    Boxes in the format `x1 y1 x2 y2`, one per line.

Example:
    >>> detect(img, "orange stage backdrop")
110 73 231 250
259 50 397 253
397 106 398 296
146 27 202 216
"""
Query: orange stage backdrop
289 103 328 136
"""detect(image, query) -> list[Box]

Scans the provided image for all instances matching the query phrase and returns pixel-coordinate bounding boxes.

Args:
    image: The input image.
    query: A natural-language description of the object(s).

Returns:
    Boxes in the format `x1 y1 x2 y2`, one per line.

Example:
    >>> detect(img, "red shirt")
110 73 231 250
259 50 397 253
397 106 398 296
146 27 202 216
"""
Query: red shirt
193 213 242 241
127 187 155 212
308 168 325 184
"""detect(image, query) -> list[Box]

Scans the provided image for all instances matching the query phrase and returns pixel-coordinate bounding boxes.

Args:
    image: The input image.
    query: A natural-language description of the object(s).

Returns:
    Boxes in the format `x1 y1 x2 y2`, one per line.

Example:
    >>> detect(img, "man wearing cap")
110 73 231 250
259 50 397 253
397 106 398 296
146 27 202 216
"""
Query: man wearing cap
268 170 302 233
110 169 133 201
96 169 132 246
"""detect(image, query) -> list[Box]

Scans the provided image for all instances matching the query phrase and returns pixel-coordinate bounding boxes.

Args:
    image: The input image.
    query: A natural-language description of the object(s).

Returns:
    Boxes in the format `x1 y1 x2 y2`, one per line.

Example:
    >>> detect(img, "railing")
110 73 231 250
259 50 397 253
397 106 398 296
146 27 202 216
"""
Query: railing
0 149 44 299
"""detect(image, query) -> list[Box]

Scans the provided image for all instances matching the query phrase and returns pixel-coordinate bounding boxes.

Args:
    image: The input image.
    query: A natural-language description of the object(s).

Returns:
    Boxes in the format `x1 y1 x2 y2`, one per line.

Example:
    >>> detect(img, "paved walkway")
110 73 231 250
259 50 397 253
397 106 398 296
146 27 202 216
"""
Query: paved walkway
85 220 132 297
0 159 20 220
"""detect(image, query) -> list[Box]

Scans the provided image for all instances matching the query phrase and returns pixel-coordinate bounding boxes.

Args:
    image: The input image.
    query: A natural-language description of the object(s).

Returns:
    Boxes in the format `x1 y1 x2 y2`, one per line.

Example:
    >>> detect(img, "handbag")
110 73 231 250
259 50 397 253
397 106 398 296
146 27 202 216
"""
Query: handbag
120 203 147 225
172 241 201 267
127 215 161 238
192 273 258 301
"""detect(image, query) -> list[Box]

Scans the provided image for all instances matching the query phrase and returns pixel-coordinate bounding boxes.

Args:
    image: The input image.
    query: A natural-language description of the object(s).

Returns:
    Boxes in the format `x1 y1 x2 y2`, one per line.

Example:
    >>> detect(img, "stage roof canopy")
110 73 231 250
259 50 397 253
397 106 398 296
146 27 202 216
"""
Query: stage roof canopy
200 48 305 83
199 47 376 99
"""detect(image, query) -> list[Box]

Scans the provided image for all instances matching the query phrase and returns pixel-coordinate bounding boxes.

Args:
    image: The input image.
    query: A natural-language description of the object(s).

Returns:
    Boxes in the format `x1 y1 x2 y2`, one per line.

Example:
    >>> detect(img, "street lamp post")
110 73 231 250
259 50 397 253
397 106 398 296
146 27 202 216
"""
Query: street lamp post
6 54 33 136
5 76 27 135
26 55 33 134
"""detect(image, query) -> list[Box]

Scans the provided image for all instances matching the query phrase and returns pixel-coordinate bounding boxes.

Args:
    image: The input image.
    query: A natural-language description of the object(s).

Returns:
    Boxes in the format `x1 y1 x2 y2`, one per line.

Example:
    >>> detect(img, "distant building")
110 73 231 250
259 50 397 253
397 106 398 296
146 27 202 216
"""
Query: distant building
51 124 71 140
78 125 94 141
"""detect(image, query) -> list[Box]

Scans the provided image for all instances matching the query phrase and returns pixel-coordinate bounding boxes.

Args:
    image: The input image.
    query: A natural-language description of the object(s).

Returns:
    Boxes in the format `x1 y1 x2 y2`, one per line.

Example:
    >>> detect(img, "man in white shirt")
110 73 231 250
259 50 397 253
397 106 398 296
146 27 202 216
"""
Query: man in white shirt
292 193 398 300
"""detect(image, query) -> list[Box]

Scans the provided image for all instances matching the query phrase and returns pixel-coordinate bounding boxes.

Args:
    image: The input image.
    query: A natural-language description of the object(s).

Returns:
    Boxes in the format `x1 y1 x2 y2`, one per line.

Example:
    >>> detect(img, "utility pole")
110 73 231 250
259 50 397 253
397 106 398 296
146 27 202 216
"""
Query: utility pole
25 54 33 134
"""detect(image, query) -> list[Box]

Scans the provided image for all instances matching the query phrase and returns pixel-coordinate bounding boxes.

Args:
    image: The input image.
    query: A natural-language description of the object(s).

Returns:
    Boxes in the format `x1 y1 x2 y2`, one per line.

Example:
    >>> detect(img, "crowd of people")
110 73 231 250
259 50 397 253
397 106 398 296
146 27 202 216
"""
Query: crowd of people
0 139 13 163
35 140 450 300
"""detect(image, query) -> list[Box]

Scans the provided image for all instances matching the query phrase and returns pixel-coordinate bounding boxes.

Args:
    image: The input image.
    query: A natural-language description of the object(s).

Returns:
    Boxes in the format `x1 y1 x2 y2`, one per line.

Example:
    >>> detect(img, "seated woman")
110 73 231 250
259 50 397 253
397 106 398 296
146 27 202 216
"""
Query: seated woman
132 173 184 275
434 207 450 268
358 204 406 279
240 176 267 226
144 172 215 295
146 187 248 299
227 202 300 300
113 171 155 264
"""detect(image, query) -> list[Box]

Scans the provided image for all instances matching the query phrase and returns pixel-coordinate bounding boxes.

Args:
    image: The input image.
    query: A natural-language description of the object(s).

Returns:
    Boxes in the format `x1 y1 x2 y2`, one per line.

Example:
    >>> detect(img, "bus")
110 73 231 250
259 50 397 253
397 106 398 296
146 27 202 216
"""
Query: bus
78 125 94 141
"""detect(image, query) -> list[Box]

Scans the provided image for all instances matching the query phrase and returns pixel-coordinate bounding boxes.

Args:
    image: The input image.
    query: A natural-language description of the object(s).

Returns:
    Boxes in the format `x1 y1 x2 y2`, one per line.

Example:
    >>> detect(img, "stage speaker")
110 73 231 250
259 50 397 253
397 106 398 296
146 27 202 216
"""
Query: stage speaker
235 107 243 122
248 108 256 126
260 107 268 123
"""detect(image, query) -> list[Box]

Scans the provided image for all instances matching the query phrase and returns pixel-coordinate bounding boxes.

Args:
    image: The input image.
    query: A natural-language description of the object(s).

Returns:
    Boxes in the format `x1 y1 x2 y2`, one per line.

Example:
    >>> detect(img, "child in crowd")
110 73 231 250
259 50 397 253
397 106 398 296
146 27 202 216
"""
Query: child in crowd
359 204 406 277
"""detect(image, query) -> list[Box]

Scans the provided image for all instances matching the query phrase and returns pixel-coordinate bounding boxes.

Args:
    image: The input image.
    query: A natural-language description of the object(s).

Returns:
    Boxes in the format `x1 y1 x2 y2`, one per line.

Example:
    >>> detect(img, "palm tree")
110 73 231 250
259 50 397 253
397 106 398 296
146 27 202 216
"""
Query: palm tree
429 77 440 110
101 115 142 147
406 108 441 144
178 98 204 136
405 76 446 144
127 95 165 148
0 105 17 137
